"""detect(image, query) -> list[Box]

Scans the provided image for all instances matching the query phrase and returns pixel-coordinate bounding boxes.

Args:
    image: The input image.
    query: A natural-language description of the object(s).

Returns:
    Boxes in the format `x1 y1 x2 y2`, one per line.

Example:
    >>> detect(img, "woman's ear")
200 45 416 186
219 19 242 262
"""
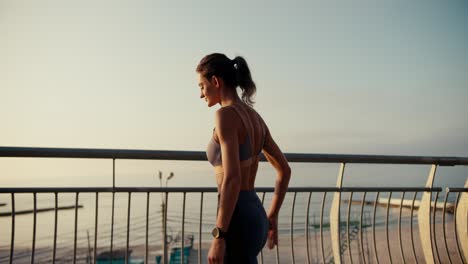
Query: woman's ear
211 75 221 89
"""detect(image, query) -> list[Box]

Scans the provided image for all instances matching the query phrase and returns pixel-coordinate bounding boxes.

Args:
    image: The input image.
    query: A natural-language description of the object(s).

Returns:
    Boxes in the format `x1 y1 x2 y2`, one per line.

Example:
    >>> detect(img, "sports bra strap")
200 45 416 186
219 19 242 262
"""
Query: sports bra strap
257 114 266 153
230 104 256 159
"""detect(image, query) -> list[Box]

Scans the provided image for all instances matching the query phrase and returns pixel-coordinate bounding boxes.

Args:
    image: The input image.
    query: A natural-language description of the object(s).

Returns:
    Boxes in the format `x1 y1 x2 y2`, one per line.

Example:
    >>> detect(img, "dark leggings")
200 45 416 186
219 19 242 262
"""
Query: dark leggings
218 190 269 264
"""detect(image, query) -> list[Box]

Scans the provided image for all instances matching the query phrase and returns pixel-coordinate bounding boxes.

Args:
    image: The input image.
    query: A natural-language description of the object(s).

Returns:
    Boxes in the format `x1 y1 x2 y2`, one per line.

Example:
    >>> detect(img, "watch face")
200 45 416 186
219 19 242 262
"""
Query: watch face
212 227 219 238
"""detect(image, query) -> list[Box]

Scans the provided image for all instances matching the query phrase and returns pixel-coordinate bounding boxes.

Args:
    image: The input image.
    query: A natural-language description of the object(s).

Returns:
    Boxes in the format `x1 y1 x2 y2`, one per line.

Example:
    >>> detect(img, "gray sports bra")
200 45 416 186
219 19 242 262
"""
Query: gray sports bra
206 104 265 168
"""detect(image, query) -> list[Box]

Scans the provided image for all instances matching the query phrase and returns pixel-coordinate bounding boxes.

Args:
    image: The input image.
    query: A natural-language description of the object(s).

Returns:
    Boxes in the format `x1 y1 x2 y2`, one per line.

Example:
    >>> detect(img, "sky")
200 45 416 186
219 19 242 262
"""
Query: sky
1 0 467 187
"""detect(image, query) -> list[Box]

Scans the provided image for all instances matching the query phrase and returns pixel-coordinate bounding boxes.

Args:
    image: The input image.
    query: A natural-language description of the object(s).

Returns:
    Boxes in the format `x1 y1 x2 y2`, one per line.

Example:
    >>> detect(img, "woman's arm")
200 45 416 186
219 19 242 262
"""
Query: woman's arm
215 107 242 232
261 123 291 249
208 107 241 263
262 124 291 217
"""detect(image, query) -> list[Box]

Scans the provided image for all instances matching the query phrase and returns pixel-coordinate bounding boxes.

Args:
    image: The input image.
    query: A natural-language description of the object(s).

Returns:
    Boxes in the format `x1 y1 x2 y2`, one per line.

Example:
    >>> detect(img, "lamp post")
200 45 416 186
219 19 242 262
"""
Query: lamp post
156 171 174 264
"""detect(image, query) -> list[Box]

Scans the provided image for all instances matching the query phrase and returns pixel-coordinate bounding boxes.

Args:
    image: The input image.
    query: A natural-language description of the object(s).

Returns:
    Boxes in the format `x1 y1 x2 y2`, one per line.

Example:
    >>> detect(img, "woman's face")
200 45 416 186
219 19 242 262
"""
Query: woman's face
198 73 219 107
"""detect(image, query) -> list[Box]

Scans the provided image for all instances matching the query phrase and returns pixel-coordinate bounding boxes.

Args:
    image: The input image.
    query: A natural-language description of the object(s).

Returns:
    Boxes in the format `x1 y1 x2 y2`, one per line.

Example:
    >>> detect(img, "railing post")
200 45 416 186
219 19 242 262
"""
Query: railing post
418 164 437 264
163 192 169 264
330 163 345 264
456 179 468 263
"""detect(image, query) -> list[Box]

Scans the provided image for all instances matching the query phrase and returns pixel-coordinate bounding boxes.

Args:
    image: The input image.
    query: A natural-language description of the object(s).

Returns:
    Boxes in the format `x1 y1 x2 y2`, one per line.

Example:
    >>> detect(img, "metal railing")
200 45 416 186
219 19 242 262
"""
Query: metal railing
0 146 467 264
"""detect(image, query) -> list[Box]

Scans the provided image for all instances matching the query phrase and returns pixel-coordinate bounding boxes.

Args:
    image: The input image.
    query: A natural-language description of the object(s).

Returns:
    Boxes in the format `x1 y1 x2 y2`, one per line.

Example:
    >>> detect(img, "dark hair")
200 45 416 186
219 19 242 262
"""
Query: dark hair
196 53 257 106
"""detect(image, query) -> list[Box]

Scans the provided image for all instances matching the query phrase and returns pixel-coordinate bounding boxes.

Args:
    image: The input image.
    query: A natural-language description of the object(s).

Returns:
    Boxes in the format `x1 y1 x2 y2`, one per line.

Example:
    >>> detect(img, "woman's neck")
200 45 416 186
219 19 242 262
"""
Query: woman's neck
219 89 242 107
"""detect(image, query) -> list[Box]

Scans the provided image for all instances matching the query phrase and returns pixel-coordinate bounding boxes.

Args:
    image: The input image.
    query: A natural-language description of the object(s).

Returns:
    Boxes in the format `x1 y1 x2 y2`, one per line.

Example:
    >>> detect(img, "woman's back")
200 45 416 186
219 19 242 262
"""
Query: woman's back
211 102 266 190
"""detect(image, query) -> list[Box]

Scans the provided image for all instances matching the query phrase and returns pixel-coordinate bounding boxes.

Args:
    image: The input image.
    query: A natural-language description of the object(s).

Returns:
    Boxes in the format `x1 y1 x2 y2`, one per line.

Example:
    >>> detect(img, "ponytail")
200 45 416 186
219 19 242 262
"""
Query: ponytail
233 56 256 106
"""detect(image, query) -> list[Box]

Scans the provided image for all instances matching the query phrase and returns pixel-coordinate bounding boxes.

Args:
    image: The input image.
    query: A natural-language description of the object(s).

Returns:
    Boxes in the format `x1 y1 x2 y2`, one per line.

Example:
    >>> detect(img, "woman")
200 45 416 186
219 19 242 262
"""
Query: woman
196 53 291 264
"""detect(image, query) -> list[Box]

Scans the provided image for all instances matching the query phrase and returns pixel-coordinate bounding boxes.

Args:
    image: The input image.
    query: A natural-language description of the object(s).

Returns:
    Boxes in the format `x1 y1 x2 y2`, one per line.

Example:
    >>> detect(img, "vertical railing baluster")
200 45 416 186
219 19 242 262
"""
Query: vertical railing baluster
275 193 281 264
260 192 266 264
432 191 441 264
290 192 296 264
455 182 468 263
112 159 116 263
163 192 169 264
305 191 312 264
73 192 79 264
112 160 116 262
10 193 15 264
275 238 280 264
372 191 380 264
145 192 150 264
419 164 437 264
112 158 116 188
398 191 406 264
181 192 186 264
126 192 131 264
442 189 452 264
110 191 115 261
94 192 99 264
111 158 116 261
53 192 58 264
331 163 345 264
347 192 353 264
31 192 37 264
359 192 367 264
453 192 464 263
386 192 392 263
320 192 327 264
410 191 419 264
198 192 203 264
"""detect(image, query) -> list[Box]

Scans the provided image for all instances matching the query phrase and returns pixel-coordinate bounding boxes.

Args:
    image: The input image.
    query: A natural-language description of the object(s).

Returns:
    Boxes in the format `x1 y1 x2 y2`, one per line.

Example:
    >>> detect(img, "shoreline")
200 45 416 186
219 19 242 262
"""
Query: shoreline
0 205 83 217
344 198 456 214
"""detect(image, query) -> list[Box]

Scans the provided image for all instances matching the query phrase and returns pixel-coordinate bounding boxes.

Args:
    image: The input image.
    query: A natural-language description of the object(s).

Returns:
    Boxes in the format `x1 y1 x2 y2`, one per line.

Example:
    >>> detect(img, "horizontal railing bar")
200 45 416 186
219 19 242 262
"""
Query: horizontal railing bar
340 187 442 192
446 188 468 192
0 187 216 193
0 147 207 161
0 187 442 193
1 146 467 165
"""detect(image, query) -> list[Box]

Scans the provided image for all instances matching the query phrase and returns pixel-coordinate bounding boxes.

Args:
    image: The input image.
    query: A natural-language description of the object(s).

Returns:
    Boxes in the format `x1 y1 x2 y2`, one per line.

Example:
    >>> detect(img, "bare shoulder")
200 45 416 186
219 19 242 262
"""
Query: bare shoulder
215 105 238 123
214 106 240 133
215 105 237 118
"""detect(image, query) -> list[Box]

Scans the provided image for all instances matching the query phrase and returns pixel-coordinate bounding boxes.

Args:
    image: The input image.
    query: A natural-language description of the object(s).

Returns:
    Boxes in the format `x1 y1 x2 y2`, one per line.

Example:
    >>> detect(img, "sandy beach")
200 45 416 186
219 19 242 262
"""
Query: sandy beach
186 222 464 264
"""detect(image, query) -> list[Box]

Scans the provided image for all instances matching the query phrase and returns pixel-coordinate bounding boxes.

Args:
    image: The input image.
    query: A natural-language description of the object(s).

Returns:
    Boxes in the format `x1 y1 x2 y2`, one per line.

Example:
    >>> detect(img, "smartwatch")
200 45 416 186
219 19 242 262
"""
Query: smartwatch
211 227 227 239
